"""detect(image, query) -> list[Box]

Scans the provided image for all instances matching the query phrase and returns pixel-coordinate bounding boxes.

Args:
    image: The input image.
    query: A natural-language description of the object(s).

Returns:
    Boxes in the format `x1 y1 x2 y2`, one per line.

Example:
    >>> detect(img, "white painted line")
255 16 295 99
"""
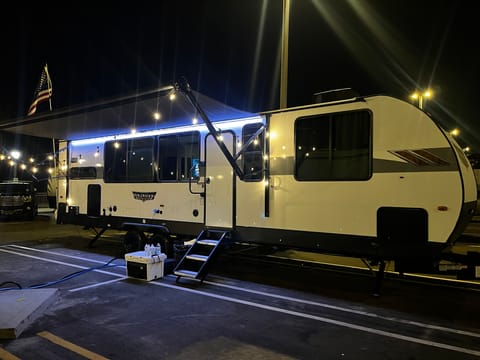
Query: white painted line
3 244 117 266
152 280 480 357
194 275 480 339
3 244 479 339
69 277 127 292
2 245 480 356
0 248 124 278
0 246 126 292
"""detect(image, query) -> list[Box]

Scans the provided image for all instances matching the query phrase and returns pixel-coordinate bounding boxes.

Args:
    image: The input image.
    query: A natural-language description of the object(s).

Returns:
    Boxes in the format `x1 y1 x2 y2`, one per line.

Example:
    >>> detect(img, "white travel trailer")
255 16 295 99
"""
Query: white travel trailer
1 82 477 284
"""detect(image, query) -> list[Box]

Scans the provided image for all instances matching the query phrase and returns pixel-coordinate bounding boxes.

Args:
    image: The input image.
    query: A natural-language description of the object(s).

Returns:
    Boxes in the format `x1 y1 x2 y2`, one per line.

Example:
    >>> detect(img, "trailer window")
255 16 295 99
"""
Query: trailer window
295 110 371 181
128 137 155 182
104 140 127 182
104 137 155 182
158 131 200 182
242 123 264 181
158 136 177 180
69 167 97 179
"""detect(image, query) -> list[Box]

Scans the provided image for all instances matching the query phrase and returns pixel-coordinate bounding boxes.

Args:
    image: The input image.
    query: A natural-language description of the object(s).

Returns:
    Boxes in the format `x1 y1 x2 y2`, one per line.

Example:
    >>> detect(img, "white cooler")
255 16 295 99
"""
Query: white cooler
125 251 167 281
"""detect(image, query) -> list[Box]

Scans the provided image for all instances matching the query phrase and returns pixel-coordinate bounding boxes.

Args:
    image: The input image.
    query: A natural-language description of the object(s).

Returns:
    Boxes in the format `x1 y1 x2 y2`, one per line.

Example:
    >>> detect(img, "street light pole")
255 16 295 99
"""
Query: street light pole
280 0 290 109
411 89 432 110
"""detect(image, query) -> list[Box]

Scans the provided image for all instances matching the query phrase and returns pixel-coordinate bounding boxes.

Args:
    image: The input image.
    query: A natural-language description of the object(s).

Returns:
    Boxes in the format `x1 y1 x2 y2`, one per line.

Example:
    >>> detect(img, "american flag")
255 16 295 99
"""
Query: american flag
27 64 53 116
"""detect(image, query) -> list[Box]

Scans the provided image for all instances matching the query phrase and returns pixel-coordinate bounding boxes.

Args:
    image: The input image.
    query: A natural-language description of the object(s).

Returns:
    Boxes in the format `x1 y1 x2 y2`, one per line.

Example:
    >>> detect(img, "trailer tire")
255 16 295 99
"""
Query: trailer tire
124 230 142 253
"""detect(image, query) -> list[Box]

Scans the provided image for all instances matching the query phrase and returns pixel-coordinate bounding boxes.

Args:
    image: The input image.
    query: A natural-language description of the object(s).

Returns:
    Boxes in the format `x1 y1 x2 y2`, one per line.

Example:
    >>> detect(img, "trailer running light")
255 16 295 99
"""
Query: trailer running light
437 206 448 211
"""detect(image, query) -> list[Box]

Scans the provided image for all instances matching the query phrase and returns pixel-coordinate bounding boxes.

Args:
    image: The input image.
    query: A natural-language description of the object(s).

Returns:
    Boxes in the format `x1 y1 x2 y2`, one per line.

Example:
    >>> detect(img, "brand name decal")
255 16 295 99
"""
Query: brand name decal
132 191 157 202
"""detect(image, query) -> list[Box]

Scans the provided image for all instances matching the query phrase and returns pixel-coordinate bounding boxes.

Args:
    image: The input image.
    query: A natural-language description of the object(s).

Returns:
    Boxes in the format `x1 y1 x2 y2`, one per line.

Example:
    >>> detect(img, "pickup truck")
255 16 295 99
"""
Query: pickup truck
0 180 38 220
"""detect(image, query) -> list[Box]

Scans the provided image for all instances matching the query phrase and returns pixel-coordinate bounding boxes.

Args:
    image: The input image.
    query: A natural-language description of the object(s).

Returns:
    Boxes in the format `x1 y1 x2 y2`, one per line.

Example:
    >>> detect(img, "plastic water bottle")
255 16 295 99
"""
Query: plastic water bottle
144 244 151 257
156 243 161 255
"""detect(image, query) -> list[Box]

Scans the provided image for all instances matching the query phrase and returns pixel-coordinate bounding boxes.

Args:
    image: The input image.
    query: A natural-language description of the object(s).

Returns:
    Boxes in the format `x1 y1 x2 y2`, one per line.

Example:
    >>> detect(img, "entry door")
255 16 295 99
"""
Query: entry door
205 133 234 228
87 184 101 216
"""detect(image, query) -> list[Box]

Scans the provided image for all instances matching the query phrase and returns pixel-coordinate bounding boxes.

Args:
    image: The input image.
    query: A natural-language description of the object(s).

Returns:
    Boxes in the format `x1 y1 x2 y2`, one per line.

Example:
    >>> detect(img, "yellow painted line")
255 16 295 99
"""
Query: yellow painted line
0 347 21 360
37 331 109 360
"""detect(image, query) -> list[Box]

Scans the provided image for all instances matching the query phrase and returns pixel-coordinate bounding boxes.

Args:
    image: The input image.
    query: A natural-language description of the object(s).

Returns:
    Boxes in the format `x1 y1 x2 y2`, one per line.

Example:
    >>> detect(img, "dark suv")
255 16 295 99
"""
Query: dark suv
0 181 38 220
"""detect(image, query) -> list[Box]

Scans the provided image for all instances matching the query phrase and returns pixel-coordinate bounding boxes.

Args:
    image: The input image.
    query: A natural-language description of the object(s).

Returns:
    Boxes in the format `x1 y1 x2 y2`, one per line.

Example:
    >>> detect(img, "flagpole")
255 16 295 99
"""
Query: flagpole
50 138 58 210
44 63 53 111
43 63 57 209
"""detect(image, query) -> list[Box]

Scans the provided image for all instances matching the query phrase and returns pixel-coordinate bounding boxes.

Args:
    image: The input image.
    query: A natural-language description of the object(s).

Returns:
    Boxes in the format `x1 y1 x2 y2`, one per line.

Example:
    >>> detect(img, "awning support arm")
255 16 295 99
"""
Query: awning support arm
233 125 265 161
176 79 245 180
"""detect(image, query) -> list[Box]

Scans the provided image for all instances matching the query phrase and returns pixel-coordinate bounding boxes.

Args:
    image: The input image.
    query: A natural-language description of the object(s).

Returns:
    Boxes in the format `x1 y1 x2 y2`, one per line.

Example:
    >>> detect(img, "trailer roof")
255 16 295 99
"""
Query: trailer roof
0 86 255 141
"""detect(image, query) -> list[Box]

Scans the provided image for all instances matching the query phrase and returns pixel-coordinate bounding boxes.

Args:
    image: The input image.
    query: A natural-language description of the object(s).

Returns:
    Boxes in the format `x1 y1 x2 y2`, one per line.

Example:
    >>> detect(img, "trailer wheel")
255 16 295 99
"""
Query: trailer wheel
124 230 142 254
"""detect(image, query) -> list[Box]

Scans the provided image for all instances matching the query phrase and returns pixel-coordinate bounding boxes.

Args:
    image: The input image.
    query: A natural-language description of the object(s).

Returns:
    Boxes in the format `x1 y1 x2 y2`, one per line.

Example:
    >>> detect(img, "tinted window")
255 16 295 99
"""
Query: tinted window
0 183 32 195
158 132 200 181
178 133 200 181
104 140 127 182
127 137 154 182
70 167 97 179
295 110 371 181
104 137 154 182
242 123 264 181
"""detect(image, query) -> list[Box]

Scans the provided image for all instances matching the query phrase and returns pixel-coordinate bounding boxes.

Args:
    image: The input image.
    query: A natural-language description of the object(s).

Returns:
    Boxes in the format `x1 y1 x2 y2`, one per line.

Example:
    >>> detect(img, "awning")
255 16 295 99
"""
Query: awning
0 85 255 141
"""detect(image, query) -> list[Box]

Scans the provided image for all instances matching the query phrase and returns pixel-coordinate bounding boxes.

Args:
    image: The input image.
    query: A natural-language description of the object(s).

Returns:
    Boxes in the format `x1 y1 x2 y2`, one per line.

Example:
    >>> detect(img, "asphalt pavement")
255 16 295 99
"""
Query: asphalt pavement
1 211 480 359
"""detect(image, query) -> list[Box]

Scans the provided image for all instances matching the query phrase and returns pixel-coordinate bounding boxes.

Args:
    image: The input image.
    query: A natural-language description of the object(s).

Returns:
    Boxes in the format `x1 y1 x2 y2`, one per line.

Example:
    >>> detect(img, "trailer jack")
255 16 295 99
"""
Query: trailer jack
372 260 386 297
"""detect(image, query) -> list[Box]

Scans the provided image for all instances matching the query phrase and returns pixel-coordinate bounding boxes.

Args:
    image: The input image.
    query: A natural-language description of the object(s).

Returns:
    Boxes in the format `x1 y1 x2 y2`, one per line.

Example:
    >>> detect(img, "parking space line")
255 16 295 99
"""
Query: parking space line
152 280 480 357
197 276 480 339
3 244 480 356
0 248 124 278
0 347 21 360
3 245 119 266
69 277 127 292
37 331 109 360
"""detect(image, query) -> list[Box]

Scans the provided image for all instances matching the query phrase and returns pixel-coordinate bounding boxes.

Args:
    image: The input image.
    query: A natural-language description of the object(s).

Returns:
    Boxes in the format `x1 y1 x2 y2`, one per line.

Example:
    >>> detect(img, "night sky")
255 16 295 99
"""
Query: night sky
1 0 479 151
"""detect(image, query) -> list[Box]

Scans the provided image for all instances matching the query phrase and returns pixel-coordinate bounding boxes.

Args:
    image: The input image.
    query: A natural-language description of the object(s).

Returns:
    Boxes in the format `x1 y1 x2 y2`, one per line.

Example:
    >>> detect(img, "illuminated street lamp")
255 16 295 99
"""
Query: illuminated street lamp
410 89 433 110
10 150 21 160
10 150 21 180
